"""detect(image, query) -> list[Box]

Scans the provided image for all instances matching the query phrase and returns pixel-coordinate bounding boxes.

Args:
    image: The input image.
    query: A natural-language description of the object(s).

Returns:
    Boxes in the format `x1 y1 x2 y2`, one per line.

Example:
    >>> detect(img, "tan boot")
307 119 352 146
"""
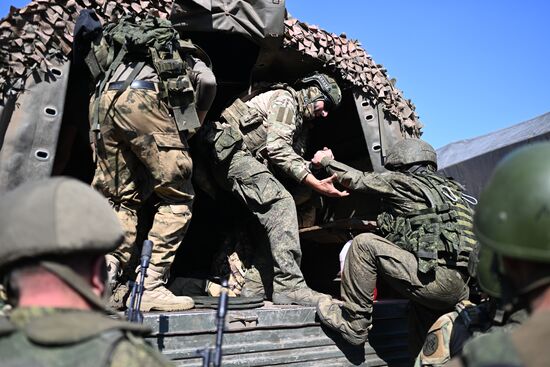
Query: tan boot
136 266 194 311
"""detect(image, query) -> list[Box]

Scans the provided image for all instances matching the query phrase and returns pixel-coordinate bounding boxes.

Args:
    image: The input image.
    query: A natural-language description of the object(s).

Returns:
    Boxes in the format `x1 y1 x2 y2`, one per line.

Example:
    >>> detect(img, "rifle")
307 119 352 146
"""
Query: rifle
196 279 229 367
127 239 153 323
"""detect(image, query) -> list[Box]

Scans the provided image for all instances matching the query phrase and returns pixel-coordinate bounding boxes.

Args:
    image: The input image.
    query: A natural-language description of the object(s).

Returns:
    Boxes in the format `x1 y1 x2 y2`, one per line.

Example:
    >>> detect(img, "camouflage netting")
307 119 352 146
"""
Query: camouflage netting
284 18 422 136
0 0 173 98
0 0 421 136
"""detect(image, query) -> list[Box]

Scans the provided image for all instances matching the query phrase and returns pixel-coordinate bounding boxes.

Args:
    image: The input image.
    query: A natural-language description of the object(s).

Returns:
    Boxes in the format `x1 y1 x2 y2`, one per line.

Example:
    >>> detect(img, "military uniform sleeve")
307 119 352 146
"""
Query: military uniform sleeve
320 157 395 195
110 337 174 367
265 91 311 182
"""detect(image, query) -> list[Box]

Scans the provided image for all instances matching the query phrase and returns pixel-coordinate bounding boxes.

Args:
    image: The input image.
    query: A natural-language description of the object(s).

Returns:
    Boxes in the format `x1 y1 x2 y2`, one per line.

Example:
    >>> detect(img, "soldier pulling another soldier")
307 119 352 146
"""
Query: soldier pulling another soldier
201 73 348 306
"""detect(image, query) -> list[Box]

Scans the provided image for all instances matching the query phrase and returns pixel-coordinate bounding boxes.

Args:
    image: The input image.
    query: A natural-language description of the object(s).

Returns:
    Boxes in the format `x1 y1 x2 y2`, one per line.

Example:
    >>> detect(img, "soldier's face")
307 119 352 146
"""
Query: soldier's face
313 101 329 118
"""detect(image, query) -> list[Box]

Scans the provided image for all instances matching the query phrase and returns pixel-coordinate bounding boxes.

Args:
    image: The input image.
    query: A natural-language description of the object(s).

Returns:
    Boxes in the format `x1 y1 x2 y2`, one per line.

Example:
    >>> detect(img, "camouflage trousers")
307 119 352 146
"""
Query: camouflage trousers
211 149 307 294
341 233 469 354
91 88 194 272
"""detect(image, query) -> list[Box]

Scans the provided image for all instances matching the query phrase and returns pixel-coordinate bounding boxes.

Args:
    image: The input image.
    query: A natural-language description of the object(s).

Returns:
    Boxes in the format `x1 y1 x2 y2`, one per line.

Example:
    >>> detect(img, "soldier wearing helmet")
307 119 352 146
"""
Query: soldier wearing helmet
311 138 477 353
414 245 528 366
447 143 550 367
201 72 347 306
0 177 173 366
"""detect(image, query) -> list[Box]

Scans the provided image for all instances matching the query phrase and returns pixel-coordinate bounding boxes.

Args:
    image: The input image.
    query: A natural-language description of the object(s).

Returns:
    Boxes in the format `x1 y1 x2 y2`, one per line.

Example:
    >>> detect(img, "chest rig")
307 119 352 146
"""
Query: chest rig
221 84 302 158
377 172 478 273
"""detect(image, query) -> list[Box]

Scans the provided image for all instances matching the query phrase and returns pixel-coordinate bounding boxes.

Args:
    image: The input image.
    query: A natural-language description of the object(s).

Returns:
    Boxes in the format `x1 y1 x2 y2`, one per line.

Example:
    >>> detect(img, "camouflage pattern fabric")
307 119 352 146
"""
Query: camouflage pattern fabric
320 157 473 353
341 233 468 333
446 310 550 367
0 307 172 367
284 18 422 137
210 149 306 293
91 65 193 272
415 303 527 366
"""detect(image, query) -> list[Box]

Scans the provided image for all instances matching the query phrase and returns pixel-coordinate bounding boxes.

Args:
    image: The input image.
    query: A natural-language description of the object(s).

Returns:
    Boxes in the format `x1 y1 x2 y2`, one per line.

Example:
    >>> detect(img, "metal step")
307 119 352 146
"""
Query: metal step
143 299 410 366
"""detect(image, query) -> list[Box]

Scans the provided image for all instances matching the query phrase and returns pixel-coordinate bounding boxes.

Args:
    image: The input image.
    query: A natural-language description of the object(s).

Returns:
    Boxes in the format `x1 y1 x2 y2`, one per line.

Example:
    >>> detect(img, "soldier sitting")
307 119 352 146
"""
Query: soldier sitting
0 177 173 366
311 139 476 354
202 73 348 306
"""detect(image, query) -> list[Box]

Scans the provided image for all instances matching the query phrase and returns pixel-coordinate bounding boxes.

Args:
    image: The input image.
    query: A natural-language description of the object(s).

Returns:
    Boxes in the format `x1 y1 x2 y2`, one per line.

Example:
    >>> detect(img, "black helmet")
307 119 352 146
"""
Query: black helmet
298 72 342 110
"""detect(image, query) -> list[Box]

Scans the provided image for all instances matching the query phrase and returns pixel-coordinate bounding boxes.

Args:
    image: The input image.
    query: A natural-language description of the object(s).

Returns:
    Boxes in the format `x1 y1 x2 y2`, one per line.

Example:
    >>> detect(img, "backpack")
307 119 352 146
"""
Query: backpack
74 11 200 142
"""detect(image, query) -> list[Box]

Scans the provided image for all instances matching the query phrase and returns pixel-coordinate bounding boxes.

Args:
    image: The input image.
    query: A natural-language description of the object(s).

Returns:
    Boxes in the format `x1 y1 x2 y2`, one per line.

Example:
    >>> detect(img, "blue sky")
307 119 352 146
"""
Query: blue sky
286 1 549 148
2 0 548 148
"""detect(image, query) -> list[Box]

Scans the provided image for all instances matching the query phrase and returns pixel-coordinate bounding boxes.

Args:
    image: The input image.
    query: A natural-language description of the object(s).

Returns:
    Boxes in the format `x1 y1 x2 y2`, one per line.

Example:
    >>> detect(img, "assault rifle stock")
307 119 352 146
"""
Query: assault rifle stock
127 239 153 323
196 279 229 367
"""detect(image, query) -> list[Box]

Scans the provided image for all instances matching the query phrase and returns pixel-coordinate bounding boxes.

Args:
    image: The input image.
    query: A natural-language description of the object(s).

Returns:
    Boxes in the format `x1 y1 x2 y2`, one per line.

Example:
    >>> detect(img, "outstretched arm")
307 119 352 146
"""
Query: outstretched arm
312 149 395 195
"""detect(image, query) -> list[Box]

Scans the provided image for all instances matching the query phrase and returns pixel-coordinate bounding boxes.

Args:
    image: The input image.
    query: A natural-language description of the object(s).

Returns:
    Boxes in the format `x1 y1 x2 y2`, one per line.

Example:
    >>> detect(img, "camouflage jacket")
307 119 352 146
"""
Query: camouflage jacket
320 157 477 272
415 300 527 366
0 307 173 367
224 88 311 182
447 310 550 367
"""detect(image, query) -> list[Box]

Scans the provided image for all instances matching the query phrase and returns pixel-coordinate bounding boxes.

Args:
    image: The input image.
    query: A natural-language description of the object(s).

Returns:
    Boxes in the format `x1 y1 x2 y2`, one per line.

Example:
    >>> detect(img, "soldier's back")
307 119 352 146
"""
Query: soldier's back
0 308 171 367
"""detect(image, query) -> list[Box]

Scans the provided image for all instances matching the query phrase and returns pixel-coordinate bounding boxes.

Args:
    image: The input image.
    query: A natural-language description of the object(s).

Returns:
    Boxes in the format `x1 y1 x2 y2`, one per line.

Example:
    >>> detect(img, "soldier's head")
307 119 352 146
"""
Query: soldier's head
0 177 123 310
474 143 550 308
297 72 342 120
384 138 437 172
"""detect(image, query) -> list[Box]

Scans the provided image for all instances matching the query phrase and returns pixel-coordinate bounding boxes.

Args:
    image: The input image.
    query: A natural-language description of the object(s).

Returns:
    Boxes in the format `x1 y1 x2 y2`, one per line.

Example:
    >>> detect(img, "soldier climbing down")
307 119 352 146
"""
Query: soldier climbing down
202 72 347 306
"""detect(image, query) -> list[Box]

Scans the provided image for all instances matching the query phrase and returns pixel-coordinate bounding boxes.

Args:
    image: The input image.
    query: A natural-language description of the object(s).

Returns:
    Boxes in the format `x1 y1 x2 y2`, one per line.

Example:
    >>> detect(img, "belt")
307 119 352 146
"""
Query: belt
107 80 157 91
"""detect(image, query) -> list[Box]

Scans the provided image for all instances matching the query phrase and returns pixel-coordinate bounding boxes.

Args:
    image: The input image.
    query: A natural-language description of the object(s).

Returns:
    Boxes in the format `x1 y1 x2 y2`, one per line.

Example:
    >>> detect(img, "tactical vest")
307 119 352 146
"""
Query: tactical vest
0 311 150 367
83 14 201 138
221 85 302 158
377 172 478 273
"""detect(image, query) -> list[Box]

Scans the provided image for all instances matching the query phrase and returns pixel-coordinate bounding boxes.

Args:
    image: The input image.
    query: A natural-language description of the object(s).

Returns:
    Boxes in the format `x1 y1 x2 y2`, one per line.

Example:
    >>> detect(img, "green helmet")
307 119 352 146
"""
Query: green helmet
298 72 342 110
384 138 437 170
475 246 502 298
0 177 123 270
474 143 550 263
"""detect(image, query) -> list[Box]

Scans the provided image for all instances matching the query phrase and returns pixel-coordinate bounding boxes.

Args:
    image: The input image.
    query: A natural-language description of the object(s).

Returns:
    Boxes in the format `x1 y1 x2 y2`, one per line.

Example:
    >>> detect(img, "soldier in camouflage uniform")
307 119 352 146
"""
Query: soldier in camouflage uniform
0 177 173 367
312 139 476 350
91 31 216 311
447 143 550 367
415 245 527 366
203 73 348 306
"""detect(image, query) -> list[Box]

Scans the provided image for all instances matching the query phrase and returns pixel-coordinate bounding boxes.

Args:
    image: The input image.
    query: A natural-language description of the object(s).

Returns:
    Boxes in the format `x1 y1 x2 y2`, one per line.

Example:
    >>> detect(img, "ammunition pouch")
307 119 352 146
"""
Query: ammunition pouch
378 203 472 274
150 48 201 134
222 98 263 129
221 98 266 155
204 121 243 163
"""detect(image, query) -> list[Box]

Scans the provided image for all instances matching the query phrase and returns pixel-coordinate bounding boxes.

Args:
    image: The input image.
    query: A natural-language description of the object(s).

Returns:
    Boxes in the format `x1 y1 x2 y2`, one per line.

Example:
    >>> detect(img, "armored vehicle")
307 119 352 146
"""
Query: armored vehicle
0 1 423 365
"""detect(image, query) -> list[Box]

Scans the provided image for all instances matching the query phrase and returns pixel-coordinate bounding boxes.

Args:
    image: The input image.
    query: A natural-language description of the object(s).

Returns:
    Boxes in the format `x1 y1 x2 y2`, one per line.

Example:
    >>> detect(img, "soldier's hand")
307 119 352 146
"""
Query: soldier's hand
311 147 334 167
304 173 349 197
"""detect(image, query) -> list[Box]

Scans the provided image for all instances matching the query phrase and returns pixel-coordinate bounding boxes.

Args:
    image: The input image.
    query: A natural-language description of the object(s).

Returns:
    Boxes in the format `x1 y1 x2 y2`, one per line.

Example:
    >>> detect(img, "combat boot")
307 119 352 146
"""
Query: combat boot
240 266 266 298
272 287 331 306
316 297 370 345
136 266 194 311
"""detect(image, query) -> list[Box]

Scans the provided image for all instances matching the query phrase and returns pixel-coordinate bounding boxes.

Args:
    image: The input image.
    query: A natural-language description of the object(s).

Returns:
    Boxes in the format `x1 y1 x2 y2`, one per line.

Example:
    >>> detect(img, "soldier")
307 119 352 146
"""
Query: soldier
0 177 173 367
202 73 348 305
447 143 550 367
88 16 217 311
311 139 476 352
415 245 527 366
